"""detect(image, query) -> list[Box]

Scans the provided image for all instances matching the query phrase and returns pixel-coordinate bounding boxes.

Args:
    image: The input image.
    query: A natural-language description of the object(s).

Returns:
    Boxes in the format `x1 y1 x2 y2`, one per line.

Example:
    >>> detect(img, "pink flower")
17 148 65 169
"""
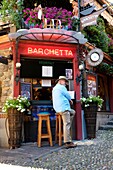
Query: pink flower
23 6 72 28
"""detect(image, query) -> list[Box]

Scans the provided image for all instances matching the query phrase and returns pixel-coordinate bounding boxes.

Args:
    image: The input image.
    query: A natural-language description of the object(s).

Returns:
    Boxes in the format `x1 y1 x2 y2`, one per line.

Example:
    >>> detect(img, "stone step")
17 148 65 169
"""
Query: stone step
99 125 113 130
107 121 113 125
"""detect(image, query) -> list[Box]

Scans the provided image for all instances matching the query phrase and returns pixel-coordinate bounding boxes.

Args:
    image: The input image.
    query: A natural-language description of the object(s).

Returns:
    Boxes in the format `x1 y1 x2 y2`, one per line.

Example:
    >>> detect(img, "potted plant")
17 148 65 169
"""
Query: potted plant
80 95 104 109
2 95 30 149
80 95 104 139
2 95 30 113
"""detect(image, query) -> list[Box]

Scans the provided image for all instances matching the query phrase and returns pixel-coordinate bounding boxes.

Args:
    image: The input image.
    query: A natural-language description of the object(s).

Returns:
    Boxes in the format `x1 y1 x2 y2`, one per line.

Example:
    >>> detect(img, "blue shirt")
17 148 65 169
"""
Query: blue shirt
52 84 71 112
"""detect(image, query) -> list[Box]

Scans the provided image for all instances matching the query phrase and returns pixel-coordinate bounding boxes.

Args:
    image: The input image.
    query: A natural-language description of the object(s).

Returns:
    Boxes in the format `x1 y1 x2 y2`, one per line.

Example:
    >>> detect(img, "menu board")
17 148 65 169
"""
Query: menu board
87 74 97 96
21 82 31 100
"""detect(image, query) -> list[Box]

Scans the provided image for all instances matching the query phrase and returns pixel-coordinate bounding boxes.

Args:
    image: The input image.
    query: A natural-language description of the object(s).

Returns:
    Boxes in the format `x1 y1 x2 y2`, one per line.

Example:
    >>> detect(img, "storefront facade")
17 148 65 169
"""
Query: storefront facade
0 28 113 147
0 28 88 146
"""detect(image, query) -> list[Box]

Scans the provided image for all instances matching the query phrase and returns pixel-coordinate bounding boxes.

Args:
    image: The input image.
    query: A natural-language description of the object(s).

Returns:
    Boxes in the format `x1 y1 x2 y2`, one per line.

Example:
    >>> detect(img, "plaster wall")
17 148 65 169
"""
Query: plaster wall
0 115 9 148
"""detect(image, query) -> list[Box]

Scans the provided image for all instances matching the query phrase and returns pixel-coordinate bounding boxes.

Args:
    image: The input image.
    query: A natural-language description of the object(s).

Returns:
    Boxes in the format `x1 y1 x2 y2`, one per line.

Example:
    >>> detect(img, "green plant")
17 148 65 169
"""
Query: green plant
82 17 110 53
96 62 113 76
71 18 80 31
80 95 104 108
0 0 24 29
2 95 30 113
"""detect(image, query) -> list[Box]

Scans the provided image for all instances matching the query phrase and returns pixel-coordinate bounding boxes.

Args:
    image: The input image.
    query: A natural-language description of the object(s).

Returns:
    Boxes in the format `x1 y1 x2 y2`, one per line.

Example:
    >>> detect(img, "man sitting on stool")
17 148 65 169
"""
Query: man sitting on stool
52 76 77 149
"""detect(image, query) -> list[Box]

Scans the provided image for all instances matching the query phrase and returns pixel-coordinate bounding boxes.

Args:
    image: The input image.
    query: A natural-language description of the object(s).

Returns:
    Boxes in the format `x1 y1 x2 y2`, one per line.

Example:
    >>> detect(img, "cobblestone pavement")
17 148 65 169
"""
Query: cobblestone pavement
0 130 113 170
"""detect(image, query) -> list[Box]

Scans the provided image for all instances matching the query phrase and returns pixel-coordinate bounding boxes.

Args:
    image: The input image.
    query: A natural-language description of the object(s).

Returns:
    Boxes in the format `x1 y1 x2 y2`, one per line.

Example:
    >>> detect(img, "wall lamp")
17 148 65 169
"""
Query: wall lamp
15 62 21 85
16 62 21 69
69 0 73 3
76 64 84 84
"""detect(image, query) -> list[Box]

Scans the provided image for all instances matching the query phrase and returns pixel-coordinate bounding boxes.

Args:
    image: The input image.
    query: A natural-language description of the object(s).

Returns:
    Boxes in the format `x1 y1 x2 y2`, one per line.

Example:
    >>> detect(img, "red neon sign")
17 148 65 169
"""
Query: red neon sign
19 44 76 58
28 47 73 56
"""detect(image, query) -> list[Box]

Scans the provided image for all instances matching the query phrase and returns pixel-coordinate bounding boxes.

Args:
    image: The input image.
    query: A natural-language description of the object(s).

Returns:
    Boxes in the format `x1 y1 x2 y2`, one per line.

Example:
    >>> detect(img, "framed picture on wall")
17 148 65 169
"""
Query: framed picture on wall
20 82 32 100
65 69 73 79
87 73 97 97
42 66 53 77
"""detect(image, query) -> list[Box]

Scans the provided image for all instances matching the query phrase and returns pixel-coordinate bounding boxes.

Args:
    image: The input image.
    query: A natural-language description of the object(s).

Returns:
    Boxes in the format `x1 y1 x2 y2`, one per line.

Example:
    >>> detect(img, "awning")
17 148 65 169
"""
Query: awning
8 28 87 44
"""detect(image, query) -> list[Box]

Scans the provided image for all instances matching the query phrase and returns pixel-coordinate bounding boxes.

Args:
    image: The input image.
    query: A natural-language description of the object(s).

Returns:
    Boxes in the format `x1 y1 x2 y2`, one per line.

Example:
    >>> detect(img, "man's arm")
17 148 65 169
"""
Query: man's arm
62 86 72 101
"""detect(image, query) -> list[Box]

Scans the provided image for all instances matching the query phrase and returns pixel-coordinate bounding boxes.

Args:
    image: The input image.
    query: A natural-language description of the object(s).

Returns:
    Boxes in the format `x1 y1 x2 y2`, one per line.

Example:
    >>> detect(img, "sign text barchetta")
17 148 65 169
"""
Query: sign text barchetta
28 47 73 56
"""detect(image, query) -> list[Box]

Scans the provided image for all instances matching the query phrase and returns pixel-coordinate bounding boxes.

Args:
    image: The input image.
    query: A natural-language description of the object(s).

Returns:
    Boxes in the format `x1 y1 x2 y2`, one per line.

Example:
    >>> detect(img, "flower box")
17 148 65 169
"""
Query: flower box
23 6 73 29
2 96 31 148
2 95 30 113
80 95 104 109
84 103 97 139
81 96 104 139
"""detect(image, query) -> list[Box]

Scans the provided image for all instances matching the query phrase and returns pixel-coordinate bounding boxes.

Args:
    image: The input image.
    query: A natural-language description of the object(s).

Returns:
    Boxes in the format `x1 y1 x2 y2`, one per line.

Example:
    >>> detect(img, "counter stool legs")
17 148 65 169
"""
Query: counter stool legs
55 113 63 146
46 116 53 147
37 115 42 147
37 114 53 147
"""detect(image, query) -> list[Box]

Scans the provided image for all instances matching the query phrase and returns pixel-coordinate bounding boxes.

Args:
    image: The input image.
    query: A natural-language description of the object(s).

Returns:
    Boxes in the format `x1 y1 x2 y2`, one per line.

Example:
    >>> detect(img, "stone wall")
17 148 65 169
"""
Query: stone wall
0 60 14 112
0 59 14 148
96 112 113 131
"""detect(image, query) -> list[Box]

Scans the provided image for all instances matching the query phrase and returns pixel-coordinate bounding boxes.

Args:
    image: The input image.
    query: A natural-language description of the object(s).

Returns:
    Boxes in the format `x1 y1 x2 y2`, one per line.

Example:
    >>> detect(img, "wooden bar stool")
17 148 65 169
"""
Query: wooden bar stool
37 113 53 147
55 113 63 146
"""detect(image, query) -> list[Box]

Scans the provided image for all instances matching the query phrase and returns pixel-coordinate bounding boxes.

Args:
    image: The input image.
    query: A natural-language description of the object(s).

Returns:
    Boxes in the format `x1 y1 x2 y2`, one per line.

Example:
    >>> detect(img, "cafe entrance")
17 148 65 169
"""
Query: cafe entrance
20 58 75 142
8 28 87 140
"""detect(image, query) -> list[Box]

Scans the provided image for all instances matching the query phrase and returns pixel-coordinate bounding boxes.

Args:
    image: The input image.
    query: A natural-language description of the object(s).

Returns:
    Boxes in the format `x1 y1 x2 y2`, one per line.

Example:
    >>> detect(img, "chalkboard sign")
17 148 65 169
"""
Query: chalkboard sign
20 82 31 100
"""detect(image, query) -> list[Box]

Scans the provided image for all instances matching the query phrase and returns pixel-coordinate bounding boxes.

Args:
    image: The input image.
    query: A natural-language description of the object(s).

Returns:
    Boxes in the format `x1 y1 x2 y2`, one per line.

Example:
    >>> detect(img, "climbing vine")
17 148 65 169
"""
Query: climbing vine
96 62 113 76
